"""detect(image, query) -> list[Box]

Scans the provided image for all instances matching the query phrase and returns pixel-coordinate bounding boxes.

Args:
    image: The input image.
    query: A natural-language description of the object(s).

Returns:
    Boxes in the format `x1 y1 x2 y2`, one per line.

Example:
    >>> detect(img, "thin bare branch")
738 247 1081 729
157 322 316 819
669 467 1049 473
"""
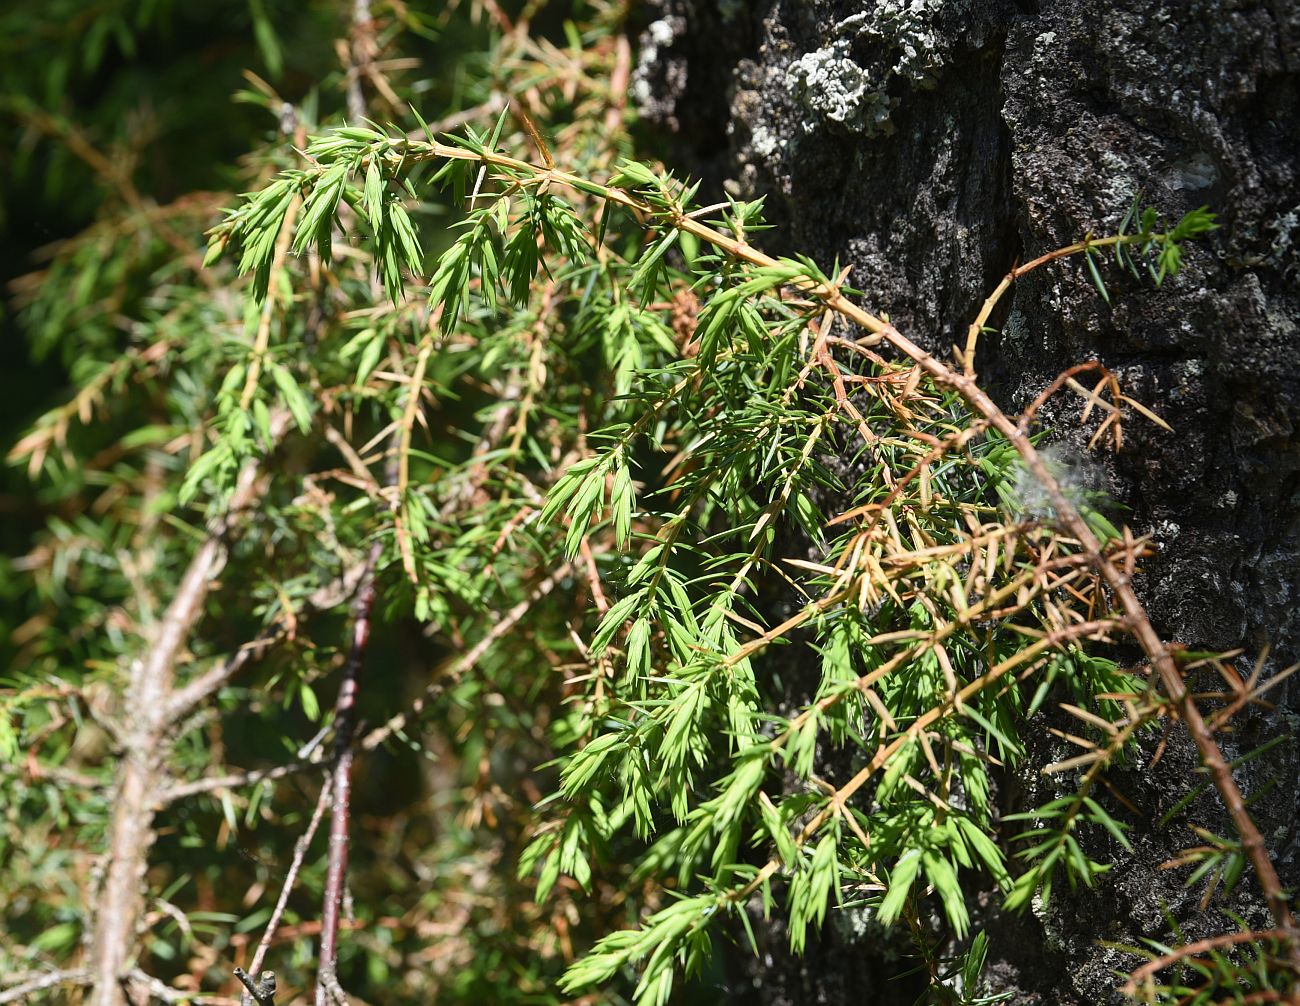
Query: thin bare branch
0 969 89 1005
361 562 572 751
130 970 240 1005
161 759 320 805
90 412 290 1006
315 540 382 1006
239 779 332 1006
165 558 371 722
1120 928 1294 998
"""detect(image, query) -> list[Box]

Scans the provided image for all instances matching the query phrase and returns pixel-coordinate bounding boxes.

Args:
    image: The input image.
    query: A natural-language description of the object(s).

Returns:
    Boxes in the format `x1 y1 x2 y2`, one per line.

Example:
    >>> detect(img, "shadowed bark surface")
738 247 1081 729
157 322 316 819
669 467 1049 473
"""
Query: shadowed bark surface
635 2 1300 1001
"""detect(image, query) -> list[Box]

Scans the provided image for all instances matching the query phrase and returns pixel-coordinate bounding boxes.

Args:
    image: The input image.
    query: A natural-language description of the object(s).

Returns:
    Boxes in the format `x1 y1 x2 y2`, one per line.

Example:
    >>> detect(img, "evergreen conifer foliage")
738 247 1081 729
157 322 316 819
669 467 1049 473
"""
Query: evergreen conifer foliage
2 3 1295 1004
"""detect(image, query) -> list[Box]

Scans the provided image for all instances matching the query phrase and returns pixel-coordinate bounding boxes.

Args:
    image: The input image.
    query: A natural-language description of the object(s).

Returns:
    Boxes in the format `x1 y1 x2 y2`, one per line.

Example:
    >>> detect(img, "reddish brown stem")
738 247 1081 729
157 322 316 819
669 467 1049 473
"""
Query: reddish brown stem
1120 928 1293 997
891 333 1298 946
1018 360 1113 432
315 540 381 1006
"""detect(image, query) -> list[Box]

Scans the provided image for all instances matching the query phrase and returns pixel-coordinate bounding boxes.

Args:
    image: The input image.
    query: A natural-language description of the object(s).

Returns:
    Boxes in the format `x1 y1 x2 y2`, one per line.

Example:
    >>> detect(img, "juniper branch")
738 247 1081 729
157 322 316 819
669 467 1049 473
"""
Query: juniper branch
89 410 290 1006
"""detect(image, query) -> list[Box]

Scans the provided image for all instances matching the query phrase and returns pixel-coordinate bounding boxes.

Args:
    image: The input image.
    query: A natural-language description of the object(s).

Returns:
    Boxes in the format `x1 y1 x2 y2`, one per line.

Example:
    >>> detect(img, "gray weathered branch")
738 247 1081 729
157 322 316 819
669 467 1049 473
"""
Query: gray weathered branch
89 414 290 1006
